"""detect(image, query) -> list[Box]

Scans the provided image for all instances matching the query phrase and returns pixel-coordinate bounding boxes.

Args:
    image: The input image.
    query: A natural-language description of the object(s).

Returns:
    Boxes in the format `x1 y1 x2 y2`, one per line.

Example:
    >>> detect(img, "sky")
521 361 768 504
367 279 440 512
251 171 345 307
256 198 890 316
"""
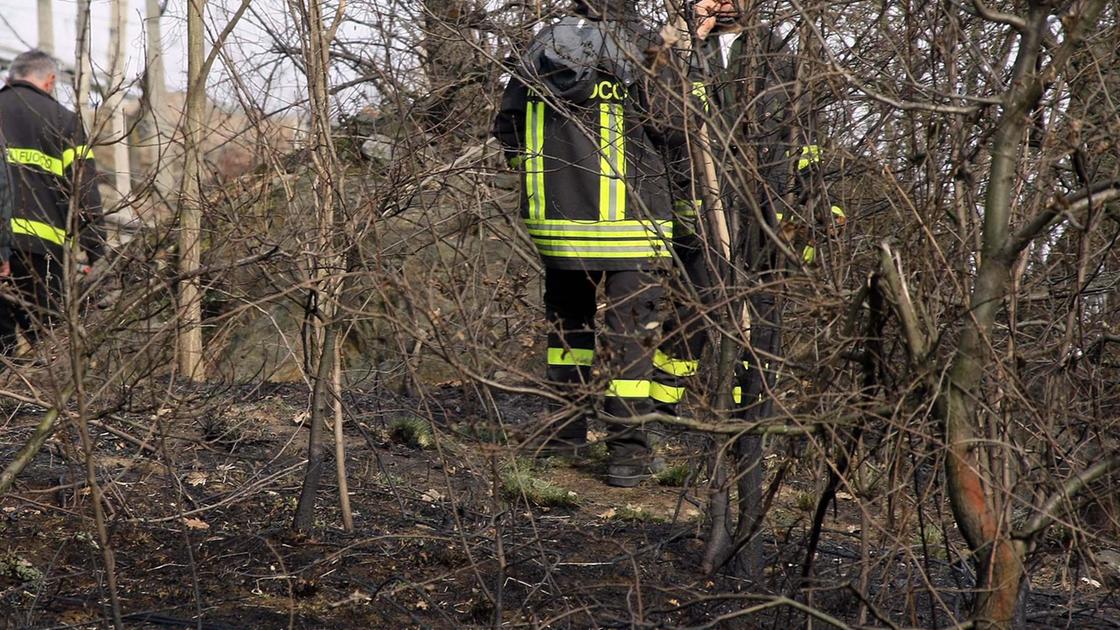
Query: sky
0 0 420 117
0 0 186 93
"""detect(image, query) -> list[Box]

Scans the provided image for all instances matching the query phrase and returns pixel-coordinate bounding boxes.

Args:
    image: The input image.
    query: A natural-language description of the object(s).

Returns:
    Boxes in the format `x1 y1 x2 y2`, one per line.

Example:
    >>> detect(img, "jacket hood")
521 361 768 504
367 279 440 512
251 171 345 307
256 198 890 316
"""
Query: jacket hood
519 16 642 103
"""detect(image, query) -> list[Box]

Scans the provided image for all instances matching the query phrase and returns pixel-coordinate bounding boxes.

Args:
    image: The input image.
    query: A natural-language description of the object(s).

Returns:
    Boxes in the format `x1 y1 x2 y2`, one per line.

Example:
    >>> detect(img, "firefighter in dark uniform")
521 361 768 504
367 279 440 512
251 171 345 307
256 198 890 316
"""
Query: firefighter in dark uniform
493 0 677 486
651 4 845 414
0 50 105 356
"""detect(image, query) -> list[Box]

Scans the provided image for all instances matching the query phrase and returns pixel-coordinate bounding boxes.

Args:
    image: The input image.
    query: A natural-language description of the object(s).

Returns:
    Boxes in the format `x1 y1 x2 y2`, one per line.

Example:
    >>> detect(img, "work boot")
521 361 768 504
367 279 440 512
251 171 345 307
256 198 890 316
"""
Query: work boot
606 453 666 487
536 414 588 458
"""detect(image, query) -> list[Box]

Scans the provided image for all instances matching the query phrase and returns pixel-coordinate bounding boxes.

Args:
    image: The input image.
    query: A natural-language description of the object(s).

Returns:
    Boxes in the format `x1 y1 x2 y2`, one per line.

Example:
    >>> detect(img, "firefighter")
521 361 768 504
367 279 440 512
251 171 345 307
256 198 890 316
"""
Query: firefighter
493 0 677 486
0 50 105 356
651 3 845 414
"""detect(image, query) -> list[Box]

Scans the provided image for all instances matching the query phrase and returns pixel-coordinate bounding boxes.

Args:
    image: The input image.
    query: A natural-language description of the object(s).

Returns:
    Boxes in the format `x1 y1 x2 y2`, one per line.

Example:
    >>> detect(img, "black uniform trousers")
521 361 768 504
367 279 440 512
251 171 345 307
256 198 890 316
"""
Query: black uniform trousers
653 235 714 411
543 267 663 465
0 252 62 357
652 236 783 420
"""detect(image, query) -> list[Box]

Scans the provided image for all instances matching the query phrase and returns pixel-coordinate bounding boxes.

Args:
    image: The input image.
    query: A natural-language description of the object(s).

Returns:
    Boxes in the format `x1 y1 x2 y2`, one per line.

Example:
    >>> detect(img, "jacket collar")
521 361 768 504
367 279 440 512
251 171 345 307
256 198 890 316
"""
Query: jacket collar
1 79 57 102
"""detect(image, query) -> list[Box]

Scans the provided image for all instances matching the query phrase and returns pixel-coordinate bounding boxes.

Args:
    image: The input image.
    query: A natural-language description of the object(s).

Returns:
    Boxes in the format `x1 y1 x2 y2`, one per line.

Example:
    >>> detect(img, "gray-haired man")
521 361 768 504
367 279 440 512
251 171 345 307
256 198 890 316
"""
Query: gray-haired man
0 50 104 355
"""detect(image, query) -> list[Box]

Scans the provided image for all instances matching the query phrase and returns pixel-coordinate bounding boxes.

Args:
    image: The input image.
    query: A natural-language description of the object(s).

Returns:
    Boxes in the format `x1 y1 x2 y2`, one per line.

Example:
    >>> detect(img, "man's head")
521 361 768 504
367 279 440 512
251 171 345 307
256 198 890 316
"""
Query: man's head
8 50 58 94
694 0 742 39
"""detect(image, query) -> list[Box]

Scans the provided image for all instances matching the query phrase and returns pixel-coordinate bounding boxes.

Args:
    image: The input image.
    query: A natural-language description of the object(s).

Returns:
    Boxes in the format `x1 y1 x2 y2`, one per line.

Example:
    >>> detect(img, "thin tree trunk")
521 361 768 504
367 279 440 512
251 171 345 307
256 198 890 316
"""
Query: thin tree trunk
75 0 93 131
37 0 54 54
290 0 347 532
179 0 206 380
102 0 133 222
144 0 178 208
333 331 353 531
293 326 334 531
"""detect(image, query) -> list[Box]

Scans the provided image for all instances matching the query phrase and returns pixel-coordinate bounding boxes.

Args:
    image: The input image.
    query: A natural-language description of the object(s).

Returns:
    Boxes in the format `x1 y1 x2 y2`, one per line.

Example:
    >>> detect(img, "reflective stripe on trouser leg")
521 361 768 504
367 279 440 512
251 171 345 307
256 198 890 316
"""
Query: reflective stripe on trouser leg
601 269 663 463
543 269 600 441
656 242 713 409
651 349 695 405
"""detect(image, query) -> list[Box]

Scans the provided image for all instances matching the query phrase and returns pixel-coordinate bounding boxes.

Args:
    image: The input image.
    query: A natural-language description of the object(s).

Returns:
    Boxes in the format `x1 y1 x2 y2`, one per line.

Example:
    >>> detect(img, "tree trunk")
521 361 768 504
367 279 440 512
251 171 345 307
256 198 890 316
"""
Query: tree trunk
179 0 206 380
144 0 178 207
102 0 133 228
289 0 347 532
935 3 1108 627
37 0 54 54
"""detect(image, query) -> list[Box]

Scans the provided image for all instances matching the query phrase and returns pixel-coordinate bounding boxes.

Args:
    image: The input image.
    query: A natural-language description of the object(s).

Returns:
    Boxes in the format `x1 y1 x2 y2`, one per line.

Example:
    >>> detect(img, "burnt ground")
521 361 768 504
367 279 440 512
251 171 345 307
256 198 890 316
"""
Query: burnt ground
0 382 1118 629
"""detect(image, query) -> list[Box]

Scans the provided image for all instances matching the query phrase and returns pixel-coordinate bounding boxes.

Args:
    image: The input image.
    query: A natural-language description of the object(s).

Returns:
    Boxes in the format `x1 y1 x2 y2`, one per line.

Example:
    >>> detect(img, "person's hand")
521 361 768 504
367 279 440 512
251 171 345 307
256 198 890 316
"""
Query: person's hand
693 0 722 40
0 259 9 278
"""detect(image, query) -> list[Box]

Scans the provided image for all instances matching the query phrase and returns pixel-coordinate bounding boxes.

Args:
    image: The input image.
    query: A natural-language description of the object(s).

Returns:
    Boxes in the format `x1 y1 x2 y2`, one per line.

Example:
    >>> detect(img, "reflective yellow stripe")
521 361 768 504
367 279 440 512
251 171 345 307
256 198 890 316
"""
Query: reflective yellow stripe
598 103 625 221
535 243 671 259
6 147 63 176
730 387 763 404
525 101 546 220
831 205 845 218
547 347 594 366
793 144 822 171
62 145 94 169
690 81 709 112
605 379 650 398
673 199 701 217
802 245 816 263
654 349 698 377
528 218 672 259
525 218 672 239
11 218 67 245
650 381 685 404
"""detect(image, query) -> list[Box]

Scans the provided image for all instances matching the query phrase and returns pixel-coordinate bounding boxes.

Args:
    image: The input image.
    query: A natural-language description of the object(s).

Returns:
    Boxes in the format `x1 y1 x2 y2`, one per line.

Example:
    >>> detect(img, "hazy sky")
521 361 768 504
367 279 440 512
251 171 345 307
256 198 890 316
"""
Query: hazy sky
0 0 188 92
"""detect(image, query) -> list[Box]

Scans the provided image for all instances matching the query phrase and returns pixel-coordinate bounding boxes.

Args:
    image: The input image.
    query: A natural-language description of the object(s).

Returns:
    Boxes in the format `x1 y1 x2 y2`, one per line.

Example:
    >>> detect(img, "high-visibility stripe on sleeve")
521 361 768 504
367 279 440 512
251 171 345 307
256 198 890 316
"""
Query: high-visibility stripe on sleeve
732 386 742 404
548 347 594 366
598 103 625 221
830 205 845 218
605 379 650 398
12 218 67 245
673 199 701 217
802 245 816 263
62 145 94 169
650 381 685 404
654 349 698 377
794 144 822 171
690 81 709 113
6 147 63 176
524 101 546 220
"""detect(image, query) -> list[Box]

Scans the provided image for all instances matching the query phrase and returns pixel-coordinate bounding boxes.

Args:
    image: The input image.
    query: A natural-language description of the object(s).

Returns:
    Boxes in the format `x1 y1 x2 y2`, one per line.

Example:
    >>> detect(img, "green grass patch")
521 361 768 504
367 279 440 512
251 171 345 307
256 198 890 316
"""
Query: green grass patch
584 440 609 462
389 416 435 449
501 461 577 507
609 504 666 524
655 462 691 487
795 491 817 512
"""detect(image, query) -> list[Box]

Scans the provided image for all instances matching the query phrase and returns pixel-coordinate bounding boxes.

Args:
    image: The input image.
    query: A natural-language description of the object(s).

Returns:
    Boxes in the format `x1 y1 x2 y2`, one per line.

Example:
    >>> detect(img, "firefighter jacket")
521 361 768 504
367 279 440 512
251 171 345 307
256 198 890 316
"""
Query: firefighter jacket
0 156 11 262
493 16 675 271
0 80 104 263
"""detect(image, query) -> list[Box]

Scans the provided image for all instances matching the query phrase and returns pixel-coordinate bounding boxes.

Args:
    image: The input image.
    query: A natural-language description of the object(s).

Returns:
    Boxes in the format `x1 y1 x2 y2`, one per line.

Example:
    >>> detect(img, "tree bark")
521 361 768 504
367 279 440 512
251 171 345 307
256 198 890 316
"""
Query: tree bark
37 0 54 54
179 0 206 380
